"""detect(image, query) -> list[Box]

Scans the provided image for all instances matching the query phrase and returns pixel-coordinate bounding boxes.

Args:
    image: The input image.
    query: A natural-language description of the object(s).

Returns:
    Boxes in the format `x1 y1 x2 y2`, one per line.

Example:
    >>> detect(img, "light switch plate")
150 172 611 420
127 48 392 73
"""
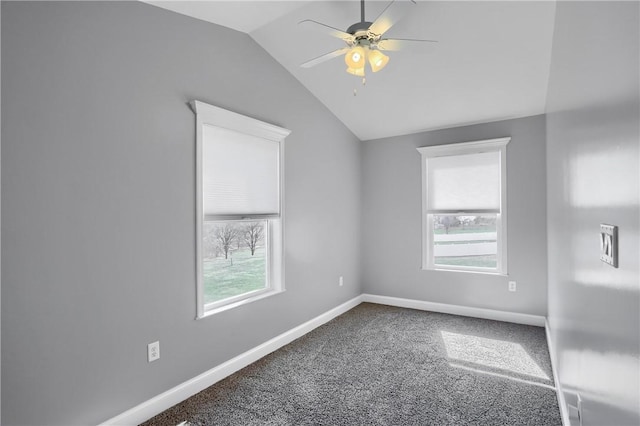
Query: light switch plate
600 224 618 268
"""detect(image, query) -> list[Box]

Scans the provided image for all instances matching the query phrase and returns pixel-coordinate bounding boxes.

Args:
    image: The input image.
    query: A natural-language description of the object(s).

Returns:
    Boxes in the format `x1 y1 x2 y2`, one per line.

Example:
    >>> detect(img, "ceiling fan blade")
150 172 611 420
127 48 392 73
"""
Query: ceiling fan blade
368 0 416 37
377 38 438 51
300 47 350 68
299 19 354 43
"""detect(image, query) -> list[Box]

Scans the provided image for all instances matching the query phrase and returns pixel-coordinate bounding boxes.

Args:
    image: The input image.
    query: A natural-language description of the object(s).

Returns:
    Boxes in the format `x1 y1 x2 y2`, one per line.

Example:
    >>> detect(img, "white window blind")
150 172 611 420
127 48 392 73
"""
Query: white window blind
427 150 501 213
203 124 280 216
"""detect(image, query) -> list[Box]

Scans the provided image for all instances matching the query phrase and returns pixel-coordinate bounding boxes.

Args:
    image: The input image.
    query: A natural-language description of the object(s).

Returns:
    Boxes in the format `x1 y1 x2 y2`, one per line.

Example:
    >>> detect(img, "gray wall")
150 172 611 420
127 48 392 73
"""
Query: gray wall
545 2 640 425
361 115 548 316
1 2 361 424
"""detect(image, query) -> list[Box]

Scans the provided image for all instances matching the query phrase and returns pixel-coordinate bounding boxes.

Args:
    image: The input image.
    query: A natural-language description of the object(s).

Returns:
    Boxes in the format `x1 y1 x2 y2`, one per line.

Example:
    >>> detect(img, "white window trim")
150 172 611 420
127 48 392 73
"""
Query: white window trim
417 137 510 275
190 100 291 318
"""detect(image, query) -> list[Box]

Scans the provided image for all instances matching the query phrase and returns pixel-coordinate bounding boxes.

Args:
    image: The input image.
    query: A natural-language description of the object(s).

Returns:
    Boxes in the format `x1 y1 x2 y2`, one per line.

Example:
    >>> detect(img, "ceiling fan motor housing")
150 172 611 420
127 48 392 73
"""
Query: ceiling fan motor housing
347 22 381 50
347 21 373 35
347 21 372 40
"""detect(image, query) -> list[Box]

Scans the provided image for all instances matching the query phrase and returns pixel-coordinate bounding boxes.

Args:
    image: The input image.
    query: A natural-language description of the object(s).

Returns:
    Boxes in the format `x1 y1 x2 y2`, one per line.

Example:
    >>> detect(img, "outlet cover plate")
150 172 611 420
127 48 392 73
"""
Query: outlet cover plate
148 341 160 362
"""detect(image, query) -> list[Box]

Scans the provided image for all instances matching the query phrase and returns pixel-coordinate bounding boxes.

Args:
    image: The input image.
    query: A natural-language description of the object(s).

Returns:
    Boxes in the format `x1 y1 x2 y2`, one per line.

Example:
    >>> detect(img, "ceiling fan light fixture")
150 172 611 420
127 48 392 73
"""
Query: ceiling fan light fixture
345 46 366 69
299 0 436 83
368 49 389 72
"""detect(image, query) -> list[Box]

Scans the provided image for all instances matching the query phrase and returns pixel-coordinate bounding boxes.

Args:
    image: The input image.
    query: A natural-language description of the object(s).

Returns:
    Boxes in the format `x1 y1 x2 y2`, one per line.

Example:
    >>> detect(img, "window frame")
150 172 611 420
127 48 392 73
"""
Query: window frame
190 100 290 318
417 137 510 275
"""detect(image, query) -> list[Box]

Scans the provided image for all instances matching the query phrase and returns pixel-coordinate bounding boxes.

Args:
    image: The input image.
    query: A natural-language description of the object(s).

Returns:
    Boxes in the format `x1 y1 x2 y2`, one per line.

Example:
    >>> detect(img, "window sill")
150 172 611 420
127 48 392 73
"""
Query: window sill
197 289 286 319
421 266 508 277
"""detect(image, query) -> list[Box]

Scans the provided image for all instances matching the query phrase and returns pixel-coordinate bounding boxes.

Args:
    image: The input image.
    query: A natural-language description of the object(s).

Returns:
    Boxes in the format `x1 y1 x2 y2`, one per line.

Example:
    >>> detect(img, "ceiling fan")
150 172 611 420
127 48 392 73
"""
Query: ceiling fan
299 0 437 77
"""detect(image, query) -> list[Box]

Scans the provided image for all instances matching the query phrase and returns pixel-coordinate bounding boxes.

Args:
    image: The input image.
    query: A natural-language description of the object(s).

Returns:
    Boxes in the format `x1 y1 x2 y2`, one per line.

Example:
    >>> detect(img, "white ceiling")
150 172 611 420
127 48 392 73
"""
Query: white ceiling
146 1 557 141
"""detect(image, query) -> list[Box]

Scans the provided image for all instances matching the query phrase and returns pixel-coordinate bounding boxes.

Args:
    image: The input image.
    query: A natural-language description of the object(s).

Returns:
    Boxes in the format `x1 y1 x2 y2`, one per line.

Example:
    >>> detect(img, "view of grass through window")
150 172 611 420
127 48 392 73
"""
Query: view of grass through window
433 215 497 268
203 221 267 304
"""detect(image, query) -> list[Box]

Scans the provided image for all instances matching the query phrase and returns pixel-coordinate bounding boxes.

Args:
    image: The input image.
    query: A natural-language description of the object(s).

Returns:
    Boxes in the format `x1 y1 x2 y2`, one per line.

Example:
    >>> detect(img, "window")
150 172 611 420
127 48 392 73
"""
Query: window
417 138 509 274
191 100 290 317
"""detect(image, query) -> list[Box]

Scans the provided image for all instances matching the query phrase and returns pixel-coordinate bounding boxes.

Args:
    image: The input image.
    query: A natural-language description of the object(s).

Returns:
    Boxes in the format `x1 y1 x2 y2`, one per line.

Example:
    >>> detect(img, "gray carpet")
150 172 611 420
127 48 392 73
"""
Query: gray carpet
142 303 561 425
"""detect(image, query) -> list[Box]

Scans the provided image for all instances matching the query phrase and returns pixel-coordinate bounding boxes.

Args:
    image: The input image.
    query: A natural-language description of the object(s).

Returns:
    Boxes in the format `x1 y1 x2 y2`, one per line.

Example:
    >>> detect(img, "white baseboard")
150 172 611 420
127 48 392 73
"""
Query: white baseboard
545 319 570 426
362 293 546 327
100 295 364 426
102 293 547 425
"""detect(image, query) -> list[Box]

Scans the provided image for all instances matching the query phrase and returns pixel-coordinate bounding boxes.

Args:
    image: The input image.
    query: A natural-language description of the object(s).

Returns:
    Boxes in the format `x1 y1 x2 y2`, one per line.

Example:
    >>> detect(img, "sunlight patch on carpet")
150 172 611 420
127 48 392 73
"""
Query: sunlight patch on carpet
440 330 549 380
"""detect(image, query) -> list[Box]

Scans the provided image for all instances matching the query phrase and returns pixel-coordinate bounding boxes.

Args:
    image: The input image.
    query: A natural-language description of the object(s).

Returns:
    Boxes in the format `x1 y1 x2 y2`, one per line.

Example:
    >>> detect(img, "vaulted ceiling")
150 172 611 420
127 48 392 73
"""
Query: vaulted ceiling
146 1 557 140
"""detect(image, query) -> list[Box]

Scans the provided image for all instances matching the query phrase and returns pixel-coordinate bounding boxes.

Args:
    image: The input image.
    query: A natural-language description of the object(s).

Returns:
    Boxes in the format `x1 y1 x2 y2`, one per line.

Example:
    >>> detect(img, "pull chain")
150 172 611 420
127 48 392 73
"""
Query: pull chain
353 76 367 96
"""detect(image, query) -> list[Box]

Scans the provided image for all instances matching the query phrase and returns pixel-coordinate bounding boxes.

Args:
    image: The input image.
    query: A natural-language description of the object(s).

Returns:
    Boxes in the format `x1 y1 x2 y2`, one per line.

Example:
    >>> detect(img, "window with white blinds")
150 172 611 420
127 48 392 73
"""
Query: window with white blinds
418 138 509 274
202 124 280 217
427 150 501 214
191 100 290 318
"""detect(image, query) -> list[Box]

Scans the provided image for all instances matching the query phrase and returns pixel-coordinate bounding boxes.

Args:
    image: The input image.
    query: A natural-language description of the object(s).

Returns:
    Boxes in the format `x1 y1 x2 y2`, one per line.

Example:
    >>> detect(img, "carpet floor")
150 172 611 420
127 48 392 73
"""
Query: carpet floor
142 303 562 425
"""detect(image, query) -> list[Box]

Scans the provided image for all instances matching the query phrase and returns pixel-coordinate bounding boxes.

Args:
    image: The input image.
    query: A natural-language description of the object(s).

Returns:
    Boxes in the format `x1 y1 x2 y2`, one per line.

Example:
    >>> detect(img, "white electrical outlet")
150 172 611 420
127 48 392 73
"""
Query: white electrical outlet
339 276 344 286
508 281 517 292
148 341 160 362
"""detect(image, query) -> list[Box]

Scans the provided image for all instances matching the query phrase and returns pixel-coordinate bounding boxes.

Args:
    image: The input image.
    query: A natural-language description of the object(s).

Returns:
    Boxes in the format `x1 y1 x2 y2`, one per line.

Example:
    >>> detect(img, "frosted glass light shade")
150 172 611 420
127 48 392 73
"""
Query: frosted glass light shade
368 49 389 72
346 67 365 76
345 46 366 69
202 124 280 216
427 151 501 212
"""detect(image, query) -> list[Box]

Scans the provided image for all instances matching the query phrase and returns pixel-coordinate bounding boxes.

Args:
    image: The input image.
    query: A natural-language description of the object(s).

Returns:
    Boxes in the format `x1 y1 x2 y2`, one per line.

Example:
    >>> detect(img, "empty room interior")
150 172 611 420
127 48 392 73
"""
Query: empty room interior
1 0 639 425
